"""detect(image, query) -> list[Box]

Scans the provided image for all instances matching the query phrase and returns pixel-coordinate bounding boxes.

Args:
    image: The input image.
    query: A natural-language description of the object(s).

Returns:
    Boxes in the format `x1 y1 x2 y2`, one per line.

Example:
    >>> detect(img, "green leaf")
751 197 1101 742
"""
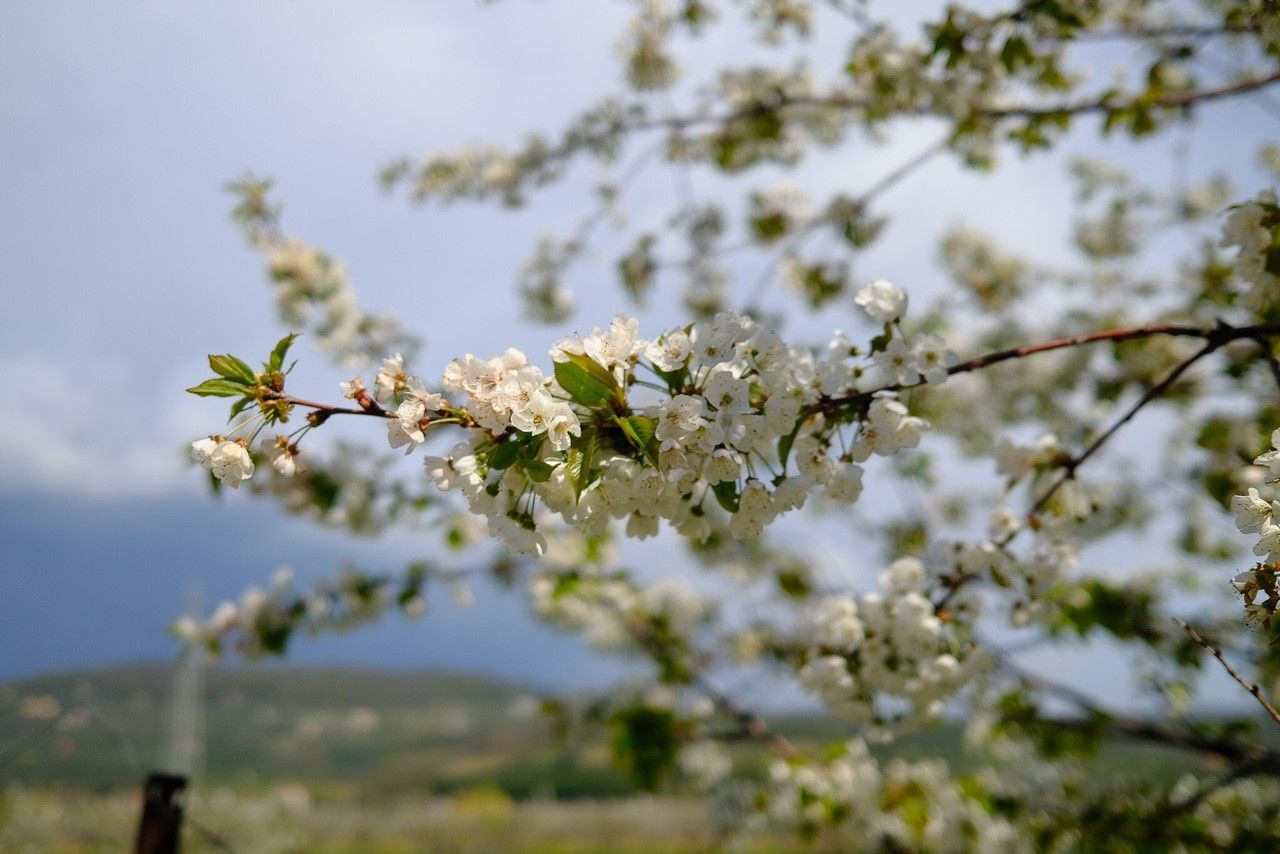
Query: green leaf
565 428 597 498
711 480 739 513
208 354 256 385
616 414 658 464
611 706 679 792
516 437 544 464
554 353 621 408
777 567 812 599
488 440 521 471
228 396 254 419
868 322 894 353
552 573 581 601
999 35 1032 73
523 459 554 482
777 417 805 469
187 378 251 398
750 212 789 243
257 621 293 656
268 333 299 372
650 363 688 394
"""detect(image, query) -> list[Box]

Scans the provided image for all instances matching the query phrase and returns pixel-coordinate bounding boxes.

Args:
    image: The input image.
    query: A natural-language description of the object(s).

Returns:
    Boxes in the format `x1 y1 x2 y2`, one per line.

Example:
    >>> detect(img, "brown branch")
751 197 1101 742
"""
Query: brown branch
996 645 1280 773
266 319 1280 471
643 69 1280 134
619 613 802 760
1066 23 1259 43
1025 338 1217 520
694 675 803 760
743 135 950 309
929 321 1280 611
954 68 1280 120
1022 323 1280 522
828 321 1280 410
1064 716 1280 774
933 344 1211 611
1176 619 1280 727
450 65 1280 201
265 392 393 419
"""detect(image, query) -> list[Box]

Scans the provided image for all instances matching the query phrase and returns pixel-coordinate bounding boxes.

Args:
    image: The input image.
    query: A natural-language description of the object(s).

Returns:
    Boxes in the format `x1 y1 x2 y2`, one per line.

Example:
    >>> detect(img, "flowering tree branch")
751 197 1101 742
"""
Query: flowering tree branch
826 320 1280 410
643 68 1280 134
179 1 1280 844
997 646 1280 773
620 611 804 761
1176 618 1280 727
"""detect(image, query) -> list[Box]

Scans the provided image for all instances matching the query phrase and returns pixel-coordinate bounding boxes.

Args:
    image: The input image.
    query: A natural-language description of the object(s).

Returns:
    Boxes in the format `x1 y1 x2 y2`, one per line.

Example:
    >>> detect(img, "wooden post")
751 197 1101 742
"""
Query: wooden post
135 772 186 854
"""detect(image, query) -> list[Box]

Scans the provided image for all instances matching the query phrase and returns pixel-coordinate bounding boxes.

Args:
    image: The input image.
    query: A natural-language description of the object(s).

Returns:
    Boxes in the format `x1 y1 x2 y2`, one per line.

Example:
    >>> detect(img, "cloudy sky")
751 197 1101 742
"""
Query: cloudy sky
2 1 1275 716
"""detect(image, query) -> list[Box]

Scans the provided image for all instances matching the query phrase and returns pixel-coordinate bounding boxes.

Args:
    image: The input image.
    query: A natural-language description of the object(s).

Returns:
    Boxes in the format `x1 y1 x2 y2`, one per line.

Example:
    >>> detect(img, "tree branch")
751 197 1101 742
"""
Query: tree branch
828 321 1280 410
1025 338 1217 520
619 613 803 760
643 69 1280 134
1066 23 1259 43
694 674 803 760
1176 618 1280 727
743 134 950 309
997 647 1280 774
265 392 392 419
930 322 1280 611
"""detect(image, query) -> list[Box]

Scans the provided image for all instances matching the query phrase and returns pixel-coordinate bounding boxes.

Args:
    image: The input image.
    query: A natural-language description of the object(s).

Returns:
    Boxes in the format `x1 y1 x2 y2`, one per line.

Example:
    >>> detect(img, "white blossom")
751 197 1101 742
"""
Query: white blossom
854 279 908 322
205 440 254 488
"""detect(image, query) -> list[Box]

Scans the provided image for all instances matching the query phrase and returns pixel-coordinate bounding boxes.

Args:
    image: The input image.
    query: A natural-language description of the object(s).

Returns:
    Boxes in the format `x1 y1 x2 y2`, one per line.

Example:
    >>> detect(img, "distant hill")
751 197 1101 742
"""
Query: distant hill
0 662 637 797
0 662 1257 800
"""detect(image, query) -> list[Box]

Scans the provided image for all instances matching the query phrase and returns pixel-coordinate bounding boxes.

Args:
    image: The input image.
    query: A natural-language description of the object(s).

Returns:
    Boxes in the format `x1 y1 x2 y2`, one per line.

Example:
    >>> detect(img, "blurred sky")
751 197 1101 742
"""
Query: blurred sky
2 1 1277 710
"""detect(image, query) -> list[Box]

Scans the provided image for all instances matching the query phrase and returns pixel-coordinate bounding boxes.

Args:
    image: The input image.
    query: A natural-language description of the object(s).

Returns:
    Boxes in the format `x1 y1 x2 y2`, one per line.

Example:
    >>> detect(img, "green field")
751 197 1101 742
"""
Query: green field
0 663 1261 851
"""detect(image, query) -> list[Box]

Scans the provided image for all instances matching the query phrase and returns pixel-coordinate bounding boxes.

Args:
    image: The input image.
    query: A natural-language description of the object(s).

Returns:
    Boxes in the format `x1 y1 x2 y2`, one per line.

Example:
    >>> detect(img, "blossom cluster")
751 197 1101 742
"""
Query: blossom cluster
939 226 1030 309
1231 428 1280 630
794 558 981 722
528 572 714 653
1232 429 1280 562
186 282 951 553
402 283 944 554
172 565 468 658
678 740 733 790
233 187 417 367
762 739 1021 848
1220 192 1280 313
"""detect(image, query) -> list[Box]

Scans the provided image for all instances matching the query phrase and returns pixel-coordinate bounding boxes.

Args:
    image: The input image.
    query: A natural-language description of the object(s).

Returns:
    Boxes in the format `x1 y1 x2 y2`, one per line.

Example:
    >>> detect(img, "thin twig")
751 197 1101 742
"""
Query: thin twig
1160 751 1272 822
819 323 1280 409
824 321 1280 409
743 135 950 310
1176 618 1280 727
642 70 1280 134
995 645 1280 773
1025 339 1217 519
266 392 391 419
619 612 802 760
694 673 803 760
929 322 1280 612
1067 23 1258 43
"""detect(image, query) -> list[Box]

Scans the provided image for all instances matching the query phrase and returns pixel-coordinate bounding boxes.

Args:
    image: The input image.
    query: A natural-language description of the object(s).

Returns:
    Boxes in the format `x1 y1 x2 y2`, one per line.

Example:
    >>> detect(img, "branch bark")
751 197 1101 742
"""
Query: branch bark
1177 618 1280 727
